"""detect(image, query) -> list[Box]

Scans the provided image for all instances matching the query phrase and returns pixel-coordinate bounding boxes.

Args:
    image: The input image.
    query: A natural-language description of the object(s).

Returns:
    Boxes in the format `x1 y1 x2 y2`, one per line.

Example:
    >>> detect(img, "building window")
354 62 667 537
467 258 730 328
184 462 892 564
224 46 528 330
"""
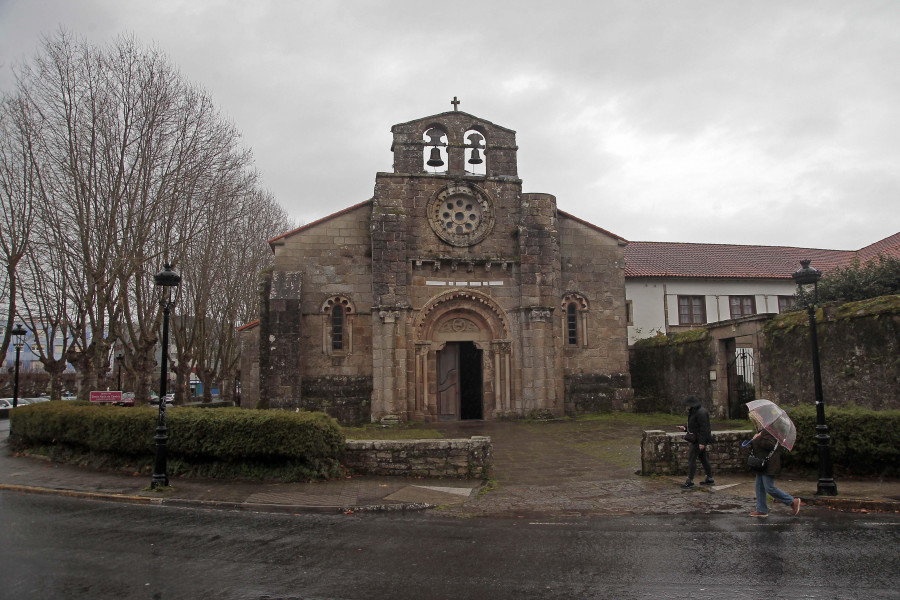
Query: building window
778 296 795 313
678 296 706 325
729 296 756 319
561 292 590 347
625 300 634 326
321 296 355 355
566 303 578 345
331 305 344 351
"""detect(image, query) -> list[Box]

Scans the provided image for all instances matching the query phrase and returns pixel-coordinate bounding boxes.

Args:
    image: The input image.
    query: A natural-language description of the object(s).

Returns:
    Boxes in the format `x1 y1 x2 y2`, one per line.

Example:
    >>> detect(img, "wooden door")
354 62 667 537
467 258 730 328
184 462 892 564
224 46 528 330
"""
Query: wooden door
437 344 460 420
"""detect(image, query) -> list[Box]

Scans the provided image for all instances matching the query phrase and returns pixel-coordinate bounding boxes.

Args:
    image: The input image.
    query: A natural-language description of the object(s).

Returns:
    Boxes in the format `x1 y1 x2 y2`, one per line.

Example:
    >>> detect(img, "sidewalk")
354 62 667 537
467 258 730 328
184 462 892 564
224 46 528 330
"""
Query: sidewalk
2 419 898 516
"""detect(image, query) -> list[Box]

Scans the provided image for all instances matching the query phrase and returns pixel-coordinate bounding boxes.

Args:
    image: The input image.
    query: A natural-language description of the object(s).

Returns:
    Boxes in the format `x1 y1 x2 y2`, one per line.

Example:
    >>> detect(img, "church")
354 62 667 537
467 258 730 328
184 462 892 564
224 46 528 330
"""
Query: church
240 103 633 424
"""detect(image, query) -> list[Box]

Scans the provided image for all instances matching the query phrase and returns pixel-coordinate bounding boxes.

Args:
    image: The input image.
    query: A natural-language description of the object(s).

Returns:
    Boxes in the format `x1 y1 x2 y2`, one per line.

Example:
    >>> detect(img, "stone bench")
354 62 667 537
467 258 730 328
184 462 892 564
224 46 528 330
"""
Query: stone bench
343 436 492 479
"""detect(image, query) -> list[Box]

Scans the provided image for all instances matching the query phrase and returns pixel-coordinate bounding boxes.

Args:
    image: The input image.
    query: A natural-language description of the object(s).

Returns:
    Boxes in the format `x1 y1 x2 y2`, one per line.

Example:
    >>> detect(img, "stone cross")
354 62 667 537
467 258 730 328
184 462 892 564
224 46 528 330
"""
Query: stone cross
451 96 460 111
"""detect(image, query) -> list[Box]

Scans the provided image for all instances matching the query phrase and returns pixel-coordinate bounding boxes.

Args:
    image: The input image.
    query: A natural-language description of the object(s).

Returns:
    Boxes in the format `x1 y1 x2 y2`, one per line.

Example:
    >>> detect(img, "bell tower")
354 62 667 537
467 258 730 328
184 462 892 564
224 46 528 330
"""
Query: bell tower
388 99 519 178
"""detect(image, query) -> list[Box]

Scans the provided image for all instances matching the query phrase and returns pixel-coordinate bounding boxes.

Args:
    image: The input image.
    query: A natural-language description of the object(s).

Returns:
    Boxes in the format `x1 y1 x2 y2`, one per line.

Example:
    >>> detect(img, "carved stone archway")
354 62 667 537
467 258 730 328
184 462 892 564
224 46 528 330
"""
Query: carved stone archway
413 290 512 420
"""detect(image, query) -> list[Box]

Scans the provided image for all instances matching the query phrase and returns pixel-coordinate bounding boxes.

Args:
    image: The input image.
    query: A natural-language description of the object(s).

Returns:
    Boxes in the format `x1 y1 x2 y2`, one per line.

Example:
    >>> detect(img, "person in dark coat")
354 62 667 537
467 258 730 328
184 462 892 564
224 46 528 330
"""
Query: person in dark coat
749 428 801 517
677 395 714 488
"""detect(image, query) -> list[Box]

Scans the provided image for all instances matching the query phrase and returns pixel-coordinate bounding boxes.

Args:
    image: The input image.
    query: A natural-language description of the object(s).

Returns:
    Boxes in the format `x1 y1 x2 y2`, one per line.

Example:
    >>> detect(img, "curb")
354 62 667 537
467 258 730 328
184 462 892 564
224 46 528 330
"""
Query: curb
799 495 900 513
0 483 434 514
3 483 898 515
0 484 161 505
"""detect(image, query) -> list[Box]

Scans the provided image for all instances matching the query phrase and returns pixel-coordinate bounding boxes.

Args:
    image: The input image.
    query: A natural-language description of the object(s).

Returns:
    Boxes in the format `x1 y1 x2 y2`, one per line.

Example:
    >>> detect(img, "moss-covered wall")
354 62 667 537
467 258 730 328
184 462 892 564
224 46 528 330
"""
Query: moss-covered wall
760 295 900 410
629 329 713 413
629 295 900 414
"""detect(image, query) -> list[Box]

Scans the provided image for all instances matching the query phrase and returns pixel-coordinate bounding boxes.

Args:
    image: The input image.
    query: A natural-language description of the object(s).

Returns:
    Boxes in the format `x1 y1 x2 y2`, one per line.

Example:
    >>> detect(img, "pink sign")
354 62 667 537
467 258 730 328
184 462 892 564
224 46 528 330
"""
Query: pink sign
90 391 122 403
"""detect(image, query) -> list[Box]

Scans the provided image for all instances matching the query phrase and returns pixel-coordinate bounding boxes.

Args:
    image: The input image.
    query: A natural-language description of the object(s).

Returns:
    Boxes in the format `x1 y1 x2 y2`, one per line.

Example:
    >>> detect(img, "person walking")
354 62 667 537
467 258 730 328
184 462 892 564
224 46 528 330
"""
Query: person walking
677 395 714 489
748 428 802 517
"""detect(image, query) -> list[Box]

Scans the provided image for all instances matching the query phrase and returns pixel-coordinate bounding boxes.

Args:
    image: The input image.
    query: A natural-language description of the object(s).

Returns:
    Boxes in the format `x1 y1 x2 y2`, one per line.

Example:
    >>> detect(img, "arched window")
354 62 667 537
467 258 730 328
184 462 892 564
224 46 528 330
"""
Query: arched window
566 303 578 345
322 296 355 355
561 293 590 348
331 305 345 351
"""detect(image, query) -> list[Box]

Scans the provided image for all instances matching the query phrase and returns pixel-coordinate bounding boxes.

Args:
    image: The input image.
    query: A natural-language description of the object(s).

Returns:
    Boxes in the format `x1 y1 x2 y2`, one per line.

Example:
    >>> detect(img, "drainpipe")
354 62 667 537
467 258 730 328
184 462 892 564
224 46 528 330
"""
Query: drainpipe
662 283 669 335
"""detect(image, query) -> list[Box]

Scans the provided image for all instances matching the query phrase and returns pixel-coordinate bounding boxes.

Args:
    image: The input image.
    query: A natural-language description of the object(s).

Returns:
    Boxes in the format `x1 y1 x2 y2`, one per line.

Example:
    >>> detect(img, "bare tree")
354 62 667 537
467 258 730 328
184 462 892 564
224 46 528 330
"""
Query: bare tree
4 30 291 403
180 185 290 403
0 93 37 361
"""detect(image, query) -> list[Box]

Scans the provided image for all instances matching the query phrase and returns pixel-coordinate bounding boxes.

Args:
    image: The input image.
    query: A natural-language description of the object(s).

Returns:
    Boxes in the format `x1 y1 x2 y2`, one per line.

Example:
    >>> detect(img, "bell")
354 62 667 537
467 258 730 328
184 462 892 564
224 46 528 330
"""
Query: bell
427 147 444 167
468 148 483 165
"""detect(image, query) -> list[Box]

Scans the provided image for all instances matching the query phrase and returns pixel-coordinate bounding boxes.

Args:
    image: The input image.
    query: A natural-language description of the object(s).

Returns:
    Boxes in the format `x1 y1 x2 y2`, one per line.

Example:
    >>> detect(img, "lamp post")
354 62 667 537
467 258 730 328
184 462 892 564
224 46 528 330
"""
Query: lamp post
792 259 838 496
11 324 26 408
116 352 124 391
151 263 181 490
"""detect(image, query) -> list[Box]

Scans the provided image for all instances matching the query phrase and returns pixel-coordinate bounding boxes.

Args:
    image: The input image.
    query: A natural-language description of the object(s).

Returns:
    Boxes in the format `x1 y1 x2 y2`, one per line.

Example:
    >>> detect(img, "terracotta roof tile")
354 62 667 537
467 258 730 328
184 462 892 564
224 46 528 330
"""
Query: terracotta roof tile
856 232 900 263
624 242 855 279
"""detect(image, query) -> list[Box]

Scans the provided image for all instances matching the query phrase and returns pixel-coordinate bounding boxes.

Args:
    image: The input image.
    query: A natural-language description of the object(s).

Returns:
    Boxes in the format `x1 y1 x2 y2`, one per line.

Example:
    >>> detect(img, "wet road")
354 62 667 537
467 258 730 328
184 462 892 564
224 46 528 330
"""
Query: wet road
2 492 898 600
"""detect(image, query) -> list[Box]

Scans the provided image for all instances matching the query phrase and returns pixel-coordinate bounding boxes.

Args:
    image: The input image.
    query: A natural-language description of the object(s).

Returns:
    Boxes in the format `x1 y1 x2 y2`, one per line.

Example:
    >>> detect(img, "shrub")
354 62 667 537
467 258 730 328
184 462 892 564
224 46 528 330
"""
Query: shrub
9 402 345 481
782 405 900 476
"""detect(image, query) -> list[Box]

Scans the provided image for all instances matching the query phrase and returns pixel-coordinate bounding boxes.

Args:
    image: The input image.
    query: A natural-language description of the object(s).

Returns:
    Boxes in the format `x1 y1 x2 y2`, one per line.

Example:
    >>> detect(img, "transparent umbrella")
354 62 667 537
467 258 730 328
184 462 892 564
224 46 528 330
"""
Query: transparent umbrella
745 399 797 451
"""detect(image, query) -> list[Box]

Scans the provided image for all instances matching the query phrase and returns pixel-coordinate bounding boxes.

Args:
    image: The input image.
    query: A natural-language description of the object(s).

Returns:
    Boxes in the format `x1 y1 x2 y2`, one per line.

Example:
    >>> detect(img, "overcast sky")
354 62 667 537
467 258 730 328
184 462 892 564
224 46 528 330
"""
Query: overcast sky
2 0 898 251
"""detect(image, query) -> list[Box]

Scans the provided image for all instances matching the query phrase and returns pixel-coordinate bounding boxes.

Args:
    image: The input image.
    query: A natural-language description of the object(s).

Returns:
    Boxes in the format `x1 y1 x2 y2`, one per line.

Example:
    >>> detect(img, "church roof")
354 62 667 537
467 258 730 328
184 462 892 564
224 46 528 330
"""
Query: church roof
268 199 374 246
624 233 900 279
558 210 628 243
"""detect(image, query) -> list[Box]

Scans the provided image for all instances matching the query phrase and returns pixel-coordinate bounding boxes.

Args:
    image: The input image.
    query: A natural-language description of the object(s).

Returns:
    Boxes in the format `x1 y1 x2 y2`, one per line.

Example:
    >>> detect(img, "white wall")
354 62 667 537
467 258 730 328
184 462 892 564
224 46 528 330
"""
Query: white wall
626 278 797 344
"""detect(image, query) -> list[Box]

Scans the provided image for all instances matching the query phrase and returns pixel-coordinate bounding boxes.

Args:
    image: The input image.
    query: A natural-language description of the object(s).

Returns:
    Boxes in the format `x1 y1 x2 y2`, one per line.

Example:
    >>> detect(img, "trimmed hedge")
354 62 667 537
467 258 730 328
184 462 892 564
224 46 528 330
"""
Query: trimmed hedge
782 405 900 476
9 402 345 481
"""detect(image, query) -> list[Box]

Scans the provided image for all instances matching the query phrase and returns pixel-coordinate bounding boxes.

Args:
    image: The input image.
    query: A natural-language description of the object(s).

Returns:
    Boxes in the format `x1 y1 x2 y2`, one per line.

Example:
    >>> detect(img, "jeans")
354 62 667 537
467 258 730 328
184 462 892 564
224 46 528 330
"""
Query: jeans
687 444 713 481
755 474 794 514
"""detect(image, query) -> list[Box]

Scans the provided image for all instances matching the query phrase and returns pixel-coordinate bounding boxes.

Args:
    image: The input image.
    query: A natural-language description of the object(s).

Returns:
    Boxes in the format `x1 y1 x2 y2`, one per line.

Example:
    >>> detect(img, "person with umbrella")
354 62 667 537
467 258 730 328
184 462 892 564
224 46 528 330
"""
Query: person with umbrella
746 399 802 518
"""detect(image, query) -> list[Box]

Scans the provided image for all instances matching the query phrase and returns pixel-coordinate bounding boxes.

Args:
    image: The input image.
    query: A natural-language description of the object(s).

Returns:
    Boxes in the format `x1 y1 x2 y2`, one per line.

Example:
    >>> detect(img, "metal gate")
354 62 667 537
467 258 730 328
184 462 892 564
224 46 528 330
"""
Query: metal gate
727 348 756 419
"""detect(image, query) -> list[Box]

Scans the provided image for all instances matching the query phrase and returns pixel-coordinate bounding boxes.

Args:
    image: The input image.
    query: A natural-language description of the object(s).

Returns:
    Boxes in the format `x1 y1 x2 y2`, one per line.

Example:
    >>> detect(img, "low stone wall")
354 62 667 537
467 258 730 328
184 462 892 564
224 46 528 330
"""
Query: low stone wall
641 430 754 476
343 436 492 479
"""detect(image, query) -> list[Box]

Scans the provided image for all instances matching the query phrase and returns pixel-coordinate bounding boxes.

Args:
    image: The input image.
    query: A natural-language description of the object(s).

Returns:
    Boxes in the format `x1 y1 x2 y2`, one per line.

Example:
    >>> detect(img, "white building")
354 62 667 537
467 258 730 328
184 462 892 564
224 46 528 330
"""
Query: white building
624 233 900 345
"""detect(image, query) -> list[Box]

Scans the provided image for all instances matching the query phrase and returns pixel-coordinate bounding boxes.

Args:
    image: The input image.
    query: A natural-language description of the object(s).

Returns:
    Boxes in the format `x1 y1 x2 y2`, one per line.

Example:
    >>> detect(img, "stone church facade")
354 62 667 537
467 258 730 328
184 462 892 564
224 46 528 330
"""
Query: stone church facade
243 108 633 423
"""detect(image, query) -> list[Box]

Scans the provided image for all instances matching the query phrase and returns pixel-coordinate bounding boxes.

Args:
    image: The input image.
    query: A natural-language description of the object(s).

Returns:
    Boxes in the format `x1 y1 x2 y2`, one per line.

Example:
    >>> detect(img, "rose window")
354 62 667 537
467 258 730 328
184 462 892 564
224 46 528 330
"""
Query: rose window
427 183 495 247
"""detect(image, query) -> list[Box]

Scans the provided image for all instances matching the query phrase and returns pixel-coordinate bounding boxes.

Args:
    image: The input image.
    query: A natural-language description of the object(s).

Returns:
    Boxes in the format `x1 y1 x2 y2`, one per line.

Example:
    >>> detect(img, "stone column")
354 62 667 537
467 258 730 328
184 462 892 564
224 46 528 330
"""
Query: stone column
517 193 563 415
414 342 430 420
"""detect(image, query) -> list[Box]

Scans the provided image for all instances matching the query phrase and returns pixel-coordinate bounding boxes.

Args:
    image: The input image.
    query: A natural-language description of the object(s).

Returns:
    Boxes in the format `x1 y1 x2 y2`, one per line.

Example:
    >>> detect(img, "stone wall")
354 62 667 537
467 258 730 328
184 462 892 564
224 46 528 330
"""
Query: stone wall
759 297 900 410
641 429 754 475
301 375 372 425
629 296 900 416
565 373 633 413
258 270 304 409
343 436 492 479
558 214 631 382
629 331 713 413
237 323 260 409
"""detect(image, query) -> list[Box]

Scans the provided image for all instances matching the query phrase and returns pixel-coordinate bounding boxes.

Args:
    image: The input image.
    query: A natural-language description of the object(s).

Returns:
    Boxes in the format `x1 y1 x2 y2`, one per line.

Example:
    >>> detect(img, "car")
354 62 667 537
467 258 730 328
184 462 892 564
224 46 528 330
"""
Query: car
0 398 14 409
115 392 135 407
149 394 175 407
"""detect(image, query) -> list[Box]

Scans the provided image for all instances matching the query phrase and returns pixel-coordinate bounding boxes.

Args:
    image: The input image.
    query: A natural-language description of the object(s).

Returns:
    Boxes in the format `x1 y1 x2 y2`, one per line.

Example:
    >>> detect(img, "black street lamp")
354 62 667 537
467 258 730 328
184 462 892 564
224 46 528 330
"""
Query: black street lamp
151 263 181 489
792 259 838 496
11 323 26 408
116 352 124 391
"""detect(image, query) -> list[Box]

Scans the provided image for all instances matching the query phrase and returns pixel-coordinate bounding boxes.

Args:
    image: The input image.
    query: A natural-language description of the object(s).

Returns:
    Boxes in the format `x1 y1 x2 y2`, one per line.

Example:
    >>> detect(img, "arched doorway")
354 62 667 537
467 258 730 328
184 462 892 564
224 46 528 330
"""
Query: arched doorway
437 341 483 420
414 290 511 421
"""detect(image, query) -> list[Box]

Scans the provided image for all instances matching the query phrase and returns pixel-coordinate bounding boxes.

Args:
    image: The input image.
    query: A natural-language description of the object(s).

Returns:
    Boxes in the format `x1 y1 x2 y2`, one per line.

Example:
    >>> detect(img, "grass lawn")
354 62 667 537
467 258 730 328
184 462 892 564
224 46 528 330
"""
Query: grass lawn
341 412 752 440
